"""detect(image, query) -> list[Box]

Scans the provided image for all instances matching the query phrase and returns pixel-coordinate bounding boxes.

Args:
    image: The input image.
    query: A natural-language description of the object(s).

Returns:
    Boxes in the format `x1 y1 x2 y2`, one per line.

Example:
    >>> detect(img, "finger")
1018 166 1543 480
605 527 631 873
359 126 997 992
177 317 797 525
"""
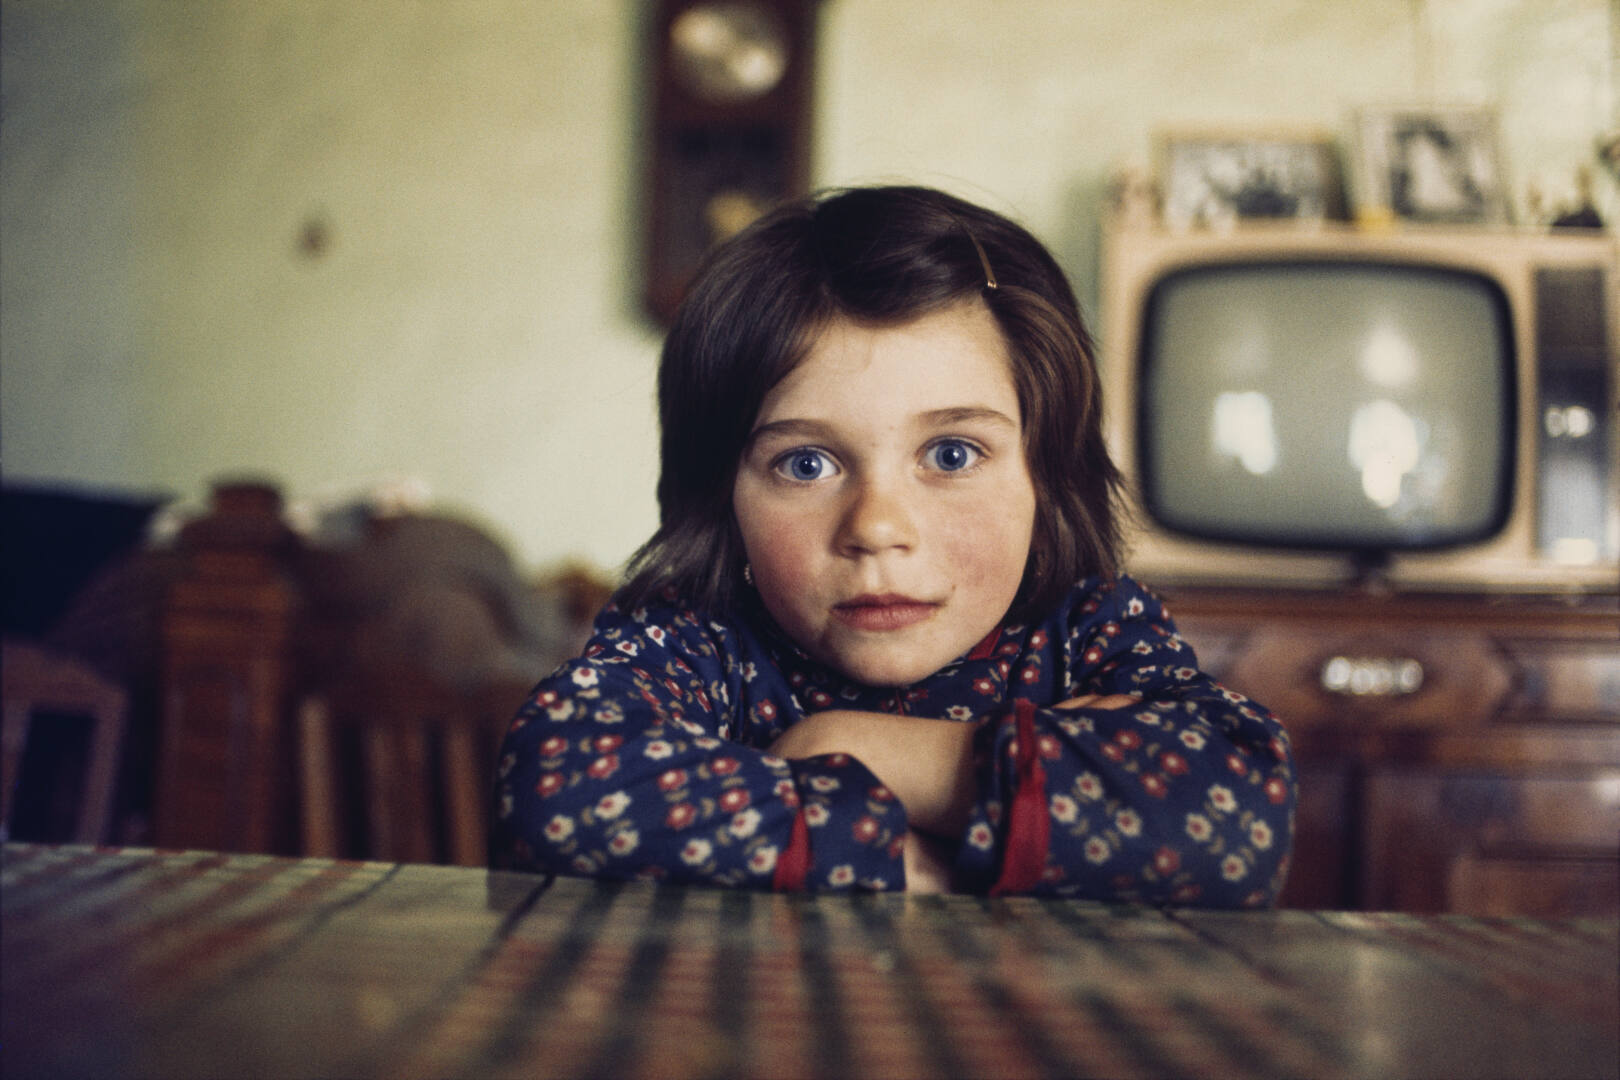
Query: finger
1054 694 1141 711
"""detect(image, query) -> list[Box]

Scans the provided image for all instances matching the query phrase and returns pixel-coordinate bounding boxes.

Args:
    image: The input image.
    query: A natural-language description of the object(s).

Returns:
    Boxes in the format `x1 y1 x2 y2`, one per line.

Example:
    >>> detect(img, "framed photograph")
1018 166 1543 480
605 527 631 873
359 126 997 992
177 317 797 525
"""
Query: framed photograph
1158 129 1347 230
1354 106 1510 224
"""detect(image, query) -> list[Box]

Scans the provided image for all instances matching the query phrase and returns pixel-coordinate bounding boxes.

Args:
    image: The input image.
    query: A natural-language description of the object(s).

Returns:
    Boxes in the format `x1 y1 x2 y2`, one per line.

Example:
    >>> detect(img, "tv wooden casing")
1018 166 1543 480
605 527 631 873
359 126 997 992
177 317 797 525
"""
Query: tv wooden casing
1099 220 1620 595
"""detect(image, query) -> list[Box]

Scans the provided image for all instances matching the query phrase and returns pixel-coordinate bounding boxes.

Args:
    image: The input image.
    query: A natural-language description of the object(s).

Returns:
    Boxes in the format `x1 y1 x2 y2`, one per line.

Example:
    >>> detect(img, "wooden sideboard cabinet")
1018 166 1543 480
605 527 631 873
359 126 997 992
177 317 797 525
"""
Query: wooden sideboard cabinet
1157 585 1620 917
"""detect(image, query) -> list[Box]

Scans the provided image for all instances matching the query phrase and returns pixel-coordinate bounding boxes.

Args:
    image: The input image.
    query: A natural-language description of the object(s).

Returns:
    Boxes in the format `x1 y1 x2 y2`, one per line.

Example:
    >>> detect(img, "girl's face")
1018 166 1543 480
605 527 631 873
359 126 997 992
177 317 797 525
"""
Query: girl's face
733 300 1037 687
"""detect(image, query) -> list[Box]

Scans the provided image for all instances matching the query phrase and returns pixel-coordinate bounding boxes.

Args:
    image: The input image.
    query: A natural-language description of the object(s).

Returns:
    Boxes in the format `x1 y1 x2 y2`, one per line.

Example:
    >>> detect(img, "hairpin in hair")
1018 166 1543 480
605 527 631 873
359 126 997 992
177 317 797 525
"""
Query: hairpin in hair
965 230 998 291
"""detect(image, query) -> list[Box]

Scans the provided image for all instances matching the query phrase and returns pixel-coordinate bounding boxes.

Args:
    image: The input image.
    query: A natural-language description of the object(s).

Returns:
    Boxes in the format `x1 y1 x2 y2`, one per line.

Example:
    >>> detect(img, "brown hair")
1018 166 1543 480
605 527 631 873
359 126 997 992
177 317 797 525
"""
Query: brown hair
619 185 1122 622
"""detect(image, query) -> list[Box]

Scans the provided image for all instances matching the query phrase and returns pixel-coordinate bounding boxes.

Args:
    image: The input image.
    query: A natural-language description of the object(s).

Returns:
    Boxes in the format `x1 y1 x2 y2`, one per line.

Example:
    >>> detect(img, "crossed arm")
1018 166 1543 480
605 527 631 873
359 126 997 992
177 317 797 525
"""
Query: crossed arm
767 694 1139 892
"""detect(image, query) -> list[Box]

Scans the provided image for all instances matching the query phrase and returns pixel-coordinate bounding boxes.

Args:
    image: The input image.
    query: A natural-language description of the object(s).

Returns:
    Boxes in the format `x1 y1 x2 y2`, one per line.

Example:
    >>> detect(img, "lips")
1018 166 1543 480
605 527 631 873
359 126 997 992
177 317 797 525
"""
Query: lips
831 593 940 632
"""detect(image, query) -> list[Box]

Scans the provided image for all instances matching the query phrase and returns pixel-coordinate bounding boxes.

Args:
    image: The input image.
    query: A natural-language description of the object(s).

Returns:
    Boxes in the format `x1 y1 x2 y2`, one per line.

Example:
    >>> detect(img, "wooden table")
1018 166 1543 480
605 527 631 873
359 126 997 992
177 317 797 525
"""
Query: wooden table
3 844 1615 1079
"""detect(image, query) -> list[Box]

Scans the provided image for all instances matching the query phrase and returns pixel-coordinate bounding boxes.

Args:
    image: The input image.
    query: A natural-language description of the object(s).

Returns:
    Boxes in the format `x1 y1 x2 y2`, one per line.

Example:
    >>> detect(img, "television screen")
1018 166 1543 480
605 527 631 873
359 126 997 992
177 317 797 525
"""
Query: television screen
1139 262 1514 552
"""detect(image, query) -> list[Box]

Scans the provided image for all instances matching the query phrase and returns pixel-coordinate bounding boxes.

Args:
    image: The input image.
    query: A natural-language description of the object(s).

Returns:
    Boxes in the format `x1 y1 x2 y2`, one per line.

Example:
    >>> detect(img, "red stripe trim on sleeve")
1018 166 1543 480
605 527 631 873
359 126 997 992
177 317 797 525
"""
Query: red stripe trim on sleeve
773 808 812 892
990 699 1050 896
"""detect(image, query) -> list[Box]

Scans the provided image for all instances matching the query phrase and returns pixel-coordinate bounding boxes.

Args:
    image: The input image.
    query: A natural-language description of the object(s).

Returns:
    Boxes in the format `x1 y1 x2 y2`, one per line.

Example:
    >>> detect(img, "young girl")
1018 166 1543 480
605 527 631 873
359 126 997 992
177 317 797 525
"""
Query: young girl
492 185 1294 905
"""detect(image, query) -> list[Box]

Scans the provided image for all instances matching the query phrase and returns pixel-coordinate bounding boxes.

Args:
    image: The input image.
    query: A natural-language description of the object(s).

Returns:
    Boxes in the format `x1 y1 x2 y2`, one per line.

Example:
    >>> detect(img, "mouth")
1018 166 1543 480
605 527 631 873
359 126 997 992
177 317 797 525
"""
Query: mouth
831 593 940 632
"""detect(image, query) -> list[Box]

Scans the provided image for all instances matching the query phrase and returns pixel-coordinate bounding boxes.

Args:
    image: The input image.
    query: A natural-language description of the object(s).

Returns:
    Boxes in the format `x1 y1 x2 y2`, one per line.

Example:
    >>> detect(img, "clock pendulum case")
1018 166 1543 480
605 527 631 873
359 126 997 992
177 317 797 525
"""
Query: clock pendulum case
643 0 822 323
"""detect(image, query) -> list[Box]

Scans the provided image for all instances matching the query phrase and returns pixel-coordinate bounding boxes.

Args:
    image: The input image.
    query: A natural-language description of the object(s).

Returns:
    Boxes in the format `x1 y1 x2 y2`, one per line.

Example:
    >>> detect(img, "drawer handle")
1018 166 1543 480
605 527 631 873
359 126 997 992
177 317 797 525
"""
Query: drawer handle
1320 656 1425 697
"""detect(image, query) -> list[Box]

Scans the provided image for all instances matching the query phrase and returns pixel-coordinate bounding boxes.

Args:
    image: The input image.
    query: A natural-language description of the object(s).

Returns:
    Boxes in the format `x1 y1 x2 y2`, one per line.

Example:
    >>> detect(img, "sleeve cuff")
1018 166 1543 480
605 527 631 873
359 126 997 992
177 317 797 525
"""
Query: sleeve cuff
772 807 812 890
777 753 908 891
988 699 1051 896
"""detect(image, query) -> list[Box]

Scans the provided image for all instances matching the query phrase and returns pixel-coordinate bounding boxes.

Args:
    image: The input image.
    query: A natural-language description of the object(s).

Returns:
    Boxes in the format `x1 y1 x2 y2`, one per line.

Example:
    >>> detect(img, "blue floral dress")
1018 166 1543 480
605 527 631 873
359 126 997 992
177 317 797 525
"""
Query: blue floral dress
492 575 1294 906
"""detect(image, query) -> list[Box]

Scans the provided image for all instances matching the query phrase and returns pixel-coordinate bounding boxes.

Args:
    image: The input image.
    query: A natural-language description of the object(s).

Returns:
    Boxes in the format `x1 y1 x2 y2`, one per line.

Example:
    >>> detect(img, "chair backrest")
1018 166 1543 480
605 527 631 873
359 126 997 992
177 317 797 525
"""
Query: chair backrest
297 667 526 866
1 640 128 844
148 481 600 864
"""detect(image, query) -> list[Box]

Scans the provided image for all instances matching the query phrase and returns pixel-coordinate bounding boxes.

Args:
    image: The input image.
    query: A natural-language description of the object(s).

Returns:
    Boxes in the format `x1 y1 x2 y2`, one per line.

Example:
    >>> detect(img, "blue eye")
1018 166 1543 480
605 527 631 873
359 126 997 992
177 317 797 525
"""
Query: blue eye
927 439 980 472
775 449 835 481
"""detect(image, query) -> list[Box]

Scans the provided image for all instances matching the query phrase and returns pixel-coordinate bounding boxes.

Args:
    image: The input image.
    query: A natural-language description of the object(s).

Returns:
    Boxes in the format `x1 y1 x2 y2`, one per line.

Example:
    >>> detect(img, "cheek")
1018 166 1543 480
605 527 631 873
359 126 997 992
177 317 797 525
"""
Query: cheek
936 489 1036 591
735 498 822 598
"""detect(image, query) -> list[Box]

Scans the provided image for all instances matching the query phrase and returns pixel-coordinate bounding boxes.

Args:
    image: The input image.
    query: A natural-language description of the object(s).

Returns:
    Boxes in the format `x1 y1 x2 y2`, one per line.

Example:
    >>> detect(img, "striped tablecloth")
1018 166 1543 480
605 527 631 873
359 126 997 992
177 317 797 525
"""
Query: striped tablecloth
3 842 1615 1078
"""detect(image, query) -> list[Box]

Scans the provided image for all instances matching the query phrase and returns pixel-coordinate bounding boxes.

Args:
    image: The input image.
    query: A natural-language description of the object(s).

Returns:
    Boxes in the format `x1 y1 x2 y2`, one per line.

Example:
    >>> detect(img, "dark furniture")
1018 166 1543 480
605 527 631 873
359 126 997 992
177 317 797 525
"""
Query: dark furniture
149 483 607 865
1161 584 1620 917
3 842 1615 1079
4 481 607 865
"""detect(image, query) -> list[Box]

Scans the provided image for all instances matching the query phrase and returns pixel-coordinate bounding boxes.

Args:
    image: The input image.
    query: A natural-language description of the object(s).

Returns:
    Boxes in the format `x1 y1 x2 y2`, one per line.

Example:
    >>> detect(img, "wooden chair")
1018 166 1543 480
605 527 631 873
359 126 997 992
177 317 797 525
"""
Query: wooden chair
296 666 528 866
150 480 598 864
2 640 128 844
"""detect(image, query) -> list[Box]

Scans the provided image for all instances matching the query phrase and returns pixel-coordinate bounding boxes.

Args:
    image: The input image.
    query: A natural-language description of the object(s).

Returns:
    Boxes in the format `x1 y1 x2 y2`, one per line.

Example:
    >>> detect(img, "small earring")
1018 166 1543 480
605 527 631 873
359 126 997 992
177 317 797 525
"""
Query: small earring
743 563 754 587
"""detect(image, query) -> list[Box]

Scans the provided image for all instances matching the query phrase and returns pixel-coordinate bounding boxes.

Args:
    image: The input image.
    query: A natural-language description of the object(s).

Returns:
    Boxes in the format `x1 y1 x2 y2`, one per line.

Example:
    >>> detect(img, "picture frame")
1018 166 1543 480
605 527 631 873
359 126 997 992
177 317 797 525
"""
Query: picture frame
1158 129 1347 230
1353 105 1510 225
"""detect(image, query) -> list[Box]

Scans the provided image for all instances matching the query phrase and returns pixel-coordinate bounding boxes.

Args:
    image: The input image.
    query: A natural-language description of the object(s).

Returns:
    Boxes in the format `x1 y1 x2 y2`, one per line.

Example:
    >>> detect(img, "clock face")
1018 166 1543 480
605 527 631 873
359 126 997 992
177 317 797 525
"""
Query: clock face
668 3 790 104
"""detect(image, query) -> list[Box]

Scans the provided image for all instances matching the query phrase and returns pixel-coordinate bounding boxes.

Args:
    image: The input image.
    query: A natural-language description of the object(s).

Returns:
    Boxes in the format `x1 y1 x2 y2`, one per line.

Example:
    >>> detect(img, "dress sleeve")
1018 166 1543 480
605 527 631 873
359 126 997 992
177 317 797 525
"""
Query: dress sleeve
953 577 1296 907
491 601 908 891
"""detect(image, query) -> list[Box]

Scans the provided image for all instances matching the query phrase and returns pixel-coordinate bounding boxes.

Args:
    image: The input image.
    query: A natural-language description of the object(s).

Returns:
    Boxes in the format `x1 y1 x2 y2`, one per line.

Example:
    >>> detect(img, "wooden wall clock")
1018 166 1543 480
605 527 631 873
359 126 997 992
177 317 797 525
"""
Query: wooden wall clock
644 0 822 323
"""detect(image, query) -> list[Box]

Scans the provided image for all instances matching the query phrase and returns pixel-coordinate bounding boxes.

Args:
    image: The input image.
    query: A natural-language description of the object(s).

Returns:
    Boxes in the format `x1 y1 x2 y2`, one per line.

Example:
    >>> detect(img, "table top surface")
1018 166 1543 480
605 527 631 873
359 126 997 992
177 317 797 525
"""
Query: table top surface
3 842 1616 1080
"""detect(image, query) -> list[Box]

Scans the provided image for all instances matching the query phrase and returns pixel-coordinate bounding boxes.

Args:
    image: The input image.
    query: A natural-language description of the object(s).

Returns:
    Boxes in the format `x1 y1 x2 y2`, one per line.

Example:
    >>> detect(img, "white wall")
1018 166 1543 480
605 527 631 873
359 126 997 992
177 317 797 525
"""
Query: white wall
3 0 1613 576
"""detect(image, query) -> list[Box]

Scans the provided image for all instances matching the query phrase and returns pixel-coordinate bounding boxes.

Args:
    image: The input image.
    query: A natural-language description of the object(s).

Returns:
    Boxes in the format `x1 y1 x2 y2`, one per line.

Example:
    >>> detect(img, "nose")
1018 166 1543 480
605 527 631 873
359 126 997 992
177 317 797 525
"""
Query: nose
835 476 918 556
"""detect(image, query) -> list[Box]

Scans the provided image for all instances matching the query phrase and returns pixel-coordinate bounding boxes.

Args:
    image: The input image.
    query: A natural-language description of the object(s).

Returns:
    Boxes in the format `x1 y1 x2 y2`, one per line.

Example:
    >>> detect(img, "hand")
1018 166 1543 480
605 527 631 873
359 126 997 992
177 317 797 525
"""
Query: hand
768 711 978 836
902 830 957 894
1054 693 1140 711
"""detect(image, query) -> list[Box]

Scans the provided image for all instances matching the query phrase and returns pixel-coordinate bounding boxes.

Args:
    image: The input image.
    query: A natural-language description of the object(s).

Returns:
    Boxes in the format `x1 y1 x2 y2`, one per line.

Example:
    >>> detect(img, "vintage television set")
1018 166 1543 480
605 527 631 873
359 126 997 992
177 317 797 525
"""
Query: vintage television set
1099 221 1619 594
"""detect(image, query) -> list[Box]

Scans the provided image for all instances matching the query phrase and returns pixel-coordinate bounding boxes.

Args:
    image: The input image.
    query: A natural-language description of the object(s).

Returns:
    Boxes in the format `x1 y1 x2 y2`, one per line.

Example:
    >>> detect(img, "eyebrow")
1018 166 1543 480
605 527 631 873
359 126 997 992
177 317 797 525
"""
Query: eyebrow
746 406 1019 448
919 406 1020 430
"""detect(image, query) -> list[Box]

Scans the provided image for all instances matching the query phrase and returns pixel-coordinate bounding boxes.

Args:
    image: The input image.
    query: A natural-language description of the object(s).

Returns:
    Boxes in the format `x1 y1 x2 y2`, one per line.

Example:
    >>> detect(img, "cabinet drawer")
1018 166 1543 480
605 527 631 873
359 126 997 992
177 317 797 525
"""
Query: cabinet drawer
1500 641 1620 722
1446 854 1620 918
1178 621 1619 730
1361 769 1620 915
1182 624 1512 729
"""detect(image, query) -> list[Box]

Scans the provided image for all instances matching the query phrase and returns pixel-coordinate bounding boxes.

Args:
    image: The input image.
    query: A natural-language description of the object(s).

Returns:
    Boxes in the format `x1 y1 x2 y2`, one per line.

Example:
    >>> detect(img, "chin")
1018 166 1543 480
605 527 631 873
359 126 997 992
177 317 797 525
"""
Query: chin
829 649 949 689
